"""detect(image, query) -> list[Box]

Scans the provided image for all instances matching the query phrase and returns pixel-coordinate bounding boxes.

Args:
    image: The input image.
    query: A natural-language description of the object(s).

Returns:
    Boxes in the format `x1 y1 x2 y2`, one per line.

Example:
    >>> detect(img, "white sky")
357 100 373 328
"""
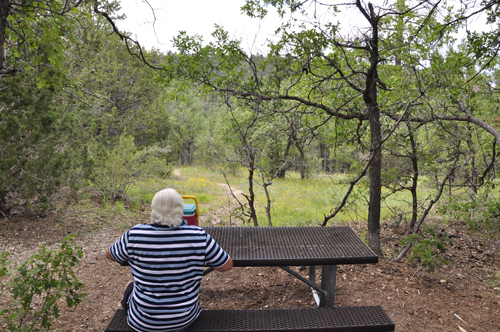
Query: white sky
117 0 283 53
117 0 492 54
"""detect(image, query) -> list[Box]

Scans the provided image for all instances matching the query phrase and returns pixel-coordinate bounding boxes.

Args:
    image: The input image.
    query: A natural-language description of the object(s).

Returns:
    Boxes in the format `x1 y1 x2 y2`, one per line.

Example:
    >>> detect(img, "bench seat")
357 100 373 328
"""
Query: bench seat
105 306 395 332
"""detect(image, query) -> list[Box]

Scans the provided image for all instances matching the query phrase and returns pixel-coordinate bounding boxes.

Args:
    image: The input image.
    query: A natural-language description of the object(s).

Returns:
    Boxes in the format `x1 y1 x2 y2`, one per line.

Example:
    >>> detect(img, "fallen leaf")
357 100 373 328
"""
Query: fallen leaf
458 326 467 332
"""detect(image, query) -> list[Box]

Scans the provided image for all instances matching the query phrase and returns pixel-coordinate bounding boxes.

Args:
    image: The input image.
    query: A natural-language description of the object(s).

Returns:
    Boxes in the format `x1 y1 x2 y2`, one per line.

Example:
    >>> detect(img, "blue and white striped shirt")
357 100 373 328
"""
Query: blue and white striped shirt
109 223 230 332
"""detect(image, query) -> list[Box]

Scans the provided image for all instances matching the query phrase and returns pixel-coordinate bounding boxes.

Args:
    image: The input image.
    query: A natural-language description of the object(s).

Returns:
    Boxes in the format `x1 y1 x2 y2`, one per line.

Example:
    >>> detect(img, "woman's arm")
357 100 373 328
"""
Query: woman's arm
105 247 115 262
214 256 233 272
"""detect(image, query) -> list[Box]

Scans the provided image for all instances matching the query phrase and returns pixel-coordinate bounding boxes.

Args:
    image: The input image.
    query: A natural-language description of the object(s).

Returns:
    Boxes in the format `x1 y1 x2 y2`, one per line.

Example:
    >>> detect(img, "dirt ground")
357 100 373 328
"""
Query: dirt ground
0 208 499 332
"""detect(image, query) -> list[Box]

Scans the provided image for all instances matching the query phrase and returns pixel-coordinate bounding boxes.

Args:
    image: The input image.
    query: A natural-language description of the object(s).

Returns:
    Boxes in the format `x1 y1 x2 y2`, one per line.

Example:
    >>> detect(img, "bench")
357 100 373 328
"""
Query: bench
104 306 395 332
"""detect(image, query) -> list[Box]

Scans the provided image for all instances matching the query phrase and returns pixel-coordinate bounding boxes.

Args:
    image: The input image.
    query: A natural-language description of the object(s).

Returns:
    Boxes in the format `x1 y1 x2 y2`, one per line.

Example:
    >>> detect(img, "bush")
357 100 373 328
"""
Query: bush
87 134 172 199
0 235 86 331
437 194 500 237
400 225 452 273
0 78 84 217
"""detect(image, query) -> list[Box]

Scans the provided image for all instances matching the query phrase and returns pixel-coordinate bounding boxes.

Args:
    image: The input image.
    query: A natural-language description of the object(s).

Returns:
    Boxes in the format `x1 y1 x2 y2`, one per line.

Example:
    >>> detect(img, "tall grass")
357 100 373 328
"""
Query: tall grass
126 165 493 228
125 166 442 227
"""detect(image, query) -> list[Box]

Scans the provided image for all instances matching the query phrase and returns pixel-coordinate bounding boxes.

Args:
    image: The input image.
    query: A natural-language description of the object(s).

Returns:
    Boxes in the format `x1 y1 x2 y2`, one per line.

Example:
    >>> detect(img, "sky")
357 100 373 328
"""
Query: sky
117 0 492 54
117 0 283 53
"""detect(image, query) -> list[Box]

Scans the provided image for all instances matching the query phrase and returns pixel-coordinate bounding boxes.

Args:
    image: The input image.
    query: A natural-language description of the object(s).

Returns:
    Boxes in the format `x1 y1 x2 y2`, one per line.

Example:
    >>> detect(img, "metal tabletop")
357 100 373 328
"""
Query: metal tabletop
203 226 378 308
203 226 378 266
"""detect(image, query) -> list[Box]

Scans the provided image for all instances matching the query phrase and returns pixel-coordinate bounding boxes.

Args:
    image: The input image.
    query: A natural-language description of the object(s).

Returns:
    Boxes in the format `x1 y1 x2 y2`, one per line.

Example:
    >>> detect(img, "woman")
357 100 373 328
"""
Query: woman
106 188 233 332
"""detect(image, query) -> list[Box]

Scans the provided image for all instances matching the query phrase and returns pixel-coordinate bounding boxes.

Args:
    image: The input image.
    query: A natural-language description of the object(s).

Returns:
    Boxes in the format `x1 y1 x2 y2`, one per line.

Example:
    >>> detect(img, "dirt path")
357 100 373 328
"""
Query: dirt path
173 169 184 178
174 168 245 201
0 210 499 331
174 169 245 226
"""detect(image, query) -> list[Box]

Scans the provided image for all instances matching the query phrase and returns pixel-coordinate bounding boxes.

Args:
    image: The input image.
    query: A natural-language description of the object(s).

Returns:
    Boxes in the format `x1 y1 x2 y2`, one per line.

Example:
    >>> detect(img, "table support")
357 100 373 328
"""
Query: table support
279 266 326 297
309 266 320 307
309 265 315 282
319 265 337 308
205 265 337 307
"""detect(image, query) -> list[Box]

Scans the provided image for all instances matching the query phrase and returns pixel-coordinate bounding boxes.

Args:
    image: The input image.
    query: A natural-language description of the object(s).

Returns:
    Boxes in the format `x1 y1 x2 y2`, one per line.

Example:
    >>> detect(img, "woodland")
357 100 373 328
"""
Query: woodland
1 0 500 331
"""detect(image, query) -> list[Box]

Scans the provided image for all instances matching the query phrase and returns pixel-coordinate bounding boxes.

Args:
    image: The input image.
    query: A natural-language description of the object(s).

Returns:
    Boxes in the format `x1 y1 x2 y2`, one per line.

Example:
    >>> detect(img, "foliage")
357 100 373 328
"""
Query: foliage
0 0 93 84
164 87 212 165
438 192 500 238
87 133 172 200
0 58 85 216
0 235 86 332
0 1 96 216
163 0 500 254
69 26 171 148
400 225 453 273
481 199 500 234
0 1 175 216
0 250 9 297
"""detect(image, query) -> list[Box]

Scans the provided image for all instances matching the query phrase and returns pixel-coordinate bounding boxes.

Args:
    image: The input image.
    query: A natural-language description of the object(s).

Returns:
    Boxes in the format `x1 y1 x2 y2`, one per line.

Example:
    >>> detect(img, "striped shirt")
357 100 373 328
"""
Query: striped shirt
109 223 230 332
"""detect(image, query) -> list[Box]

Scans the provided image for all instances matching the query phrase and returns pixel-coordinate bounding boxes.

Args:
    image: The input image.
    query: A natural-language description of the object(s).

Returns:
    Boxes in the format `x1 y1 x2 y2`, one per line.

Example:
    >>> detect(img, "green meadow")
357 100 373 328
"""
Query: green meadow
125 166 459 227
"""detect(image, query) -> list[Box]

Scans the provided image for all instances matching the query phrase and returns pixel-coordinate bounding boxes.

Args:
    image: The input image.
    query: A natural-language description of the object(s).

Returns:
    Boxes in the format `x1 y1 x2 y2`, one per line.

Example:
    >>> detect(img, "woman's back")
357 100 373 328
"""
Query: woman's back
110 223 229 332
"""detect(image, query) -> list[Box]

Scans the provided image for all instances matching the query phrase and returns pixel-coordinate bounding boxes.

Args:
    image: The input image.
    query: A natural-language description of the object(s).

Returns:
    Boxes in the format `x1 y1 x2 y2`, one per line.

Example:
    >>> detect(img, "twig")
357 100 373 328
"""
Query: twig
394 143 461 261
409 263 424 281
454 313 468 325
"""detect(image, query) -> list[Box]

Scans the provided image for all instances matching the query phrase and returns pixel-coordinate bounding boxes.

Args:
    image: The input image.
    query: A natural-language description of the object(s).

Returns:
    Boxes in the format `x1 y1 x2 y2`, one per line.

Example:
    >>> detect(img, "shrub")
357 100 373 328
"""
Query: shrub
400 225 452 273
438 194 500 238
0 235 86 332
87 134 172 199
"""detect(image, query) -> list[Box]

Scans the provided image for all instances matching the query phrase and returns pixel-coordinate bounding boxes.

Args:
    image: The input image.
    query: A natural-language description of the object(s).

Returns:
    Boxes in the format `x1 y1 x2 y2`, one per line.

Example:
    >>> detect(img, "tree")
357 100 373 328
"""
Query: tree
211 97 291 227
0 42 86 216
0 1 172 215
164 88 211 165
0 0 95 215
0 0 95 80
165 1 425 254
161 0 500 256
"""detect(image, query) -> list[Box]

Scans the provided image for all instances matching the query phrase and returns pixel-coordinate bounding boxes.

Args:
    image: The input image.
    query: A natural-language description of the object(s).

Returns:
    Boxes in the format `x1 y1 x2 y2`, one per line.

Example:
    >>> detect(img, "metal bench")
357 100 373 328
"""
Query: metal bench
104 306 395 332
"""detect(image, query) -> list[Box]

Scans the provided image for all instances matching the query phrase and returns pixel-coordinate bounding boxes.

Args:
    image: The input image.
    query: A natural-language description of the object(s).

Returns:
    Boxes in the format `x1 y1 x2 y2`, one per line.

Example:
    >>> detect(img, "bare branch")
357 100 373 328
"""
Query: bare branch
394 144 461 261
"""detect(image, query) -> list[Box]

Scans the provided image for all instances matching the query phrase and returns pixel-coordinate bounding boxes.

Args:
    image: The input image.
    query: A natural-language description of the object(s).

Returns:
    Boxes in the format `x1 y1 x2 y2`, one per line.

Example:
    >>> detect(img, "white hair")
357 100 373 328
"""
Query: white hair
150 188 184 227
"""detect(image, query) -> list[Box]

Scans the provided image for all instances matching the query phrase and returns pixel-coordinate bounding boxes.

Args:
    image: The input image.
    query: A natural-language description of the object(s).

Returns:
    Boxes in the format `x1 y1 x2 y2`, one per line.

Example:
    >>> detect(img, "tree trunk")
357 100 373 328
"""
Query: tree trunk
247 158 259 227
448 169 454 196
180 142 187 165
367 106 382 256
262 178 273 227
296 142 306 179
276 138 292 179
0 0 10 72
466 124 478 198
361 1 383 256
407 123 419 231
320 142 330 172
0 190 10 217
180 141 194 165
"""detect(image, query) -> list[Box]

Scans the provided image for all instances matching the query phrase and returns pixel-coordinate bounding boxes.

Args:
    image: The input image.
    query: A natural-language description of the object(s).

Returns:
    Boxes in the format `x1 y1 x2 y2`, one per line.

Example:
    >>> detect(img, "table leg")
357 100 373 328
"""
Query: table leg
279 266 326 299
309 266 320 306
309 265 315 282
319 265 337 308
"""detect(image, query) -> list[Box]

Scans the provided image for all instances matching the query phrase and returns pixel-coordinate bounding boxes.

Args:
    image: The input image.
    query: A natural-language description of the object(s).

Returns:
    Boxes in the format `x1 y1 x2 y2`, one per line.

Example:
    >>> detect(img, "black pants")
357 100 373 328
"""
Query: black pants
121 281 134 315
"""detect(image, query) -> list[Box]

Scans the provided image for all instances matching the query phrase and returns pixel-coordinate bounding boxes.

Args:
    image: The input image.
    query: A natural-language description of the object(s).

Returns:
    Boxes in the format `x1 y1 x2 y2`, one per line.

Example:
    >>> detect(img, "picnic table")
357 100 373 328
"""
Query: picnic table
105 225 395 332
203 225 378 308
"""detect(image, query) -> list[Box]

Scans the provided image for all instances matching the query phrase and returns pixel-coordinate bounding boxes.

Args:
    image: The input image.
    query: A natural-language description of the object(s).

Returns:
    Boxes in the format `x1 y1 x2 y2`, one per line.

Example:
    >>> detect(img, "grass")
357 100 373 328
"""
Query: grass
123 165 446 227
82 165 500 229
